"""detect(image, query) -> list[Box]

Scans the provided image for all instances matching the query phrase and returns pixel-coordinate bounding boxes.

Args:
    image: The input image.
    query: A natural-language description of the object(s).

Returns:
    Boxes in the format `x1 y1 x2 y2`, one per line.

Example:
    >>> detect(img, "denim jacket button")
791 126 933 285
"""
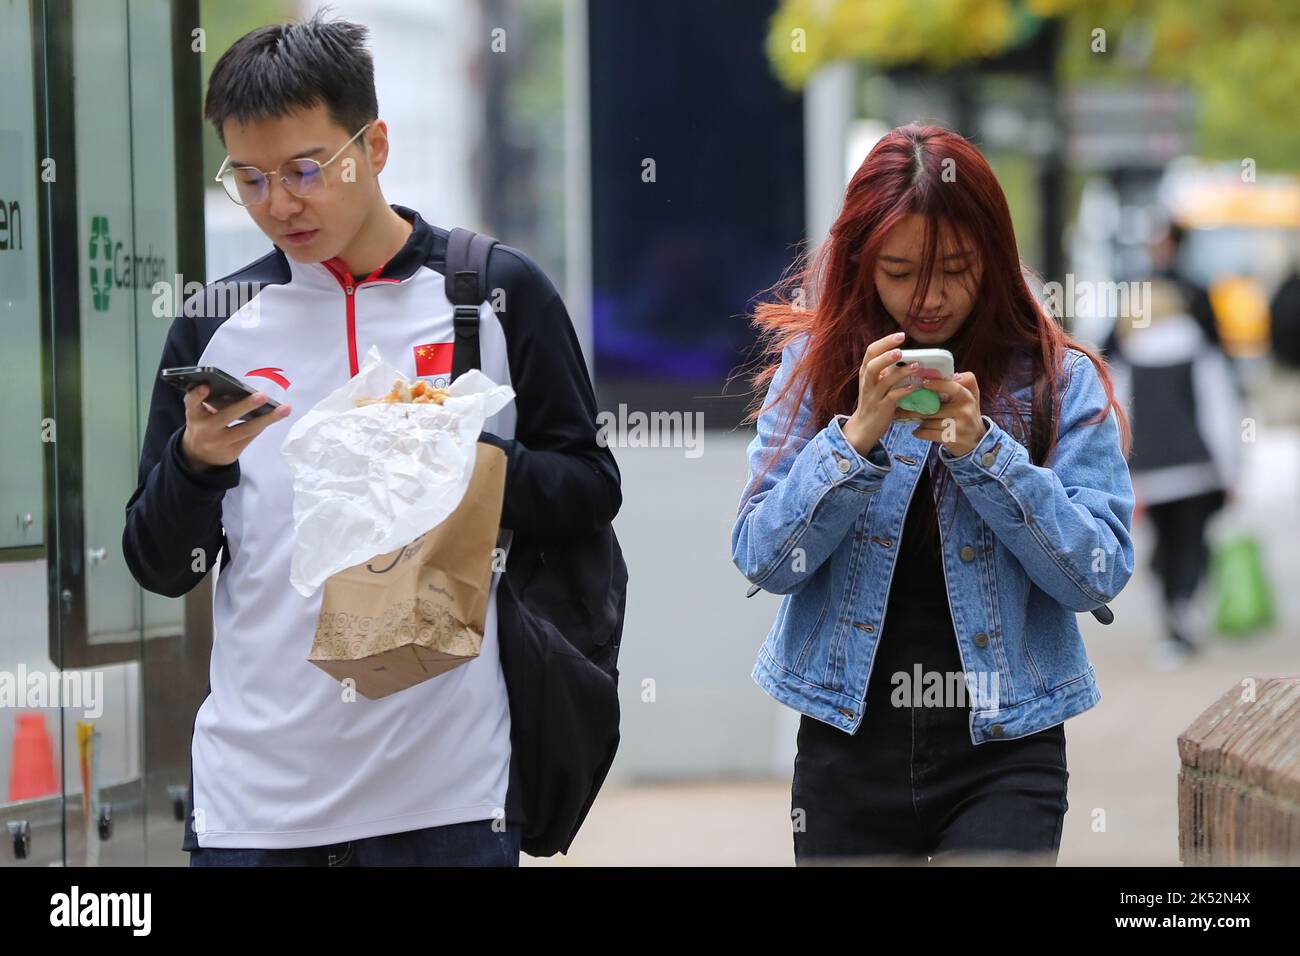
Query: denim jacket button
973 632 989 647
980 451 996 467
959 545 976 562
836 458 851 473
989 724 1005 738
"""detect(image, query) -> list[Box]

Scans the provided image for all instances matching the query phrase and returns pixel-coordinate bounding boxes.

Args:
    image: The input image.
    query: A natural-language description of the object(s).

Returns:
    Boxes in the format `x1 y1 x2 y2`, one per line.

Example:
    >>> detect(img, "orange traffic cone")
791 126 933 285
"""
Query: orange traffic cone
8 712 59 802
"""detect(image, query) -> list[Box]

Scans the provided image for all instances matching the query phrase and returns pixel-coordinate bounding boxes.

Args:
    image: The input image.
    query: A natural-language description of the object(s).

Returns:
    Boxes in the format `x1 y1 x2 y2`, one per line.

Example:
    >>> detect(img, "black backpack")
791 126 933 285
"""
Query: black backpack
444 227 626 857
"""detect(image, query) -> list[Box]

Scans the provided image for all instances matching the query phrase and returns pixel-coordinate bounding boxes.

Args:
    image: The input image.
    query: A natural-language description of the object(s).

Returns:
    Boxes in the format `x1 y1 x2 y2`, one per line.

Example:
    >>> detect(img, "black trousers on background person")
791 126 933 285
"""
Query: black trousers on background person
1144 488 1227 647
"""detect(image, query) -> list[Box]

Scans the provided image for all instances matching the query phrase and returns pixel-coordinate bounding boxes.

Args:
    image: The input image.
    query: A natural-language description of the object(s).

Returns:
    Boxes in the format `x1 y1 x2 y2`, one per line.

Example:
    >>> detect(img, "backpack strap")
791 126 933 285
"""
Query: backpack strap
445 227 511 563
445 227 500 379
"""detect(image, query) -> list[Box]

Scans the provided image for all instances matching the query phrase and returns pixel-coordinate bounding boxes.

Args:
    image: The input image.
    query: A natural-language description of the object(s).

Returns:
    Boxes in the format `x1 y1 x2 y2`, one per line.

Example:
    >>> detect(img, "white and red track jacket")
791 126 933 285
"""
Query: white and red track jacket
123 205 620 849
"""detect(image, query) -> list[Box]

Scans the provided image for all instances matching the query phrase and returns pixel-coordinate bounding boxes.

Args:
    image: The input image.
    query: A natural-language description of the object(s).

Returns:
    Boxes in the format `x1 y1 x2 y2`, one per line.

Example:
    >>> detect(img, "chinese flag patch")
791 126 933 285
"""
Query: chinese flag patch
413 342 454 378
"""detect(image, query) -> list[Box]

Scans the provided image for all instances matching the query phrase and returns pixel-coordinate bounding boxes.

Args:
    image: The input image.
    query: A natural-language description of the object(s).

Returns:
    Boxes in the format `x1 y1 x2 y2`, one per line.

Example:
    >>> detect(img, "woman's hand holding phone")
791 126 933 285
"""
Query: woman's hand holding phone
901 371 987 457
180 384 293 473
841 331 922 457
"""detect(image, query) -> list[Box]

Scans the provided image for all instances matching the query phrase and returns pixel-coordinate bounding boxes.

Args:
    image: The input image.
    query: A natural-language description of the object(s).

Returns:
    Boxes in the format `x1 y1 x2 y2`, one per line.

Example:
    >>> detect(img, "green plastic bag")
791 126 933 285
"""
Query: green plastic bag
1210 534 1275 638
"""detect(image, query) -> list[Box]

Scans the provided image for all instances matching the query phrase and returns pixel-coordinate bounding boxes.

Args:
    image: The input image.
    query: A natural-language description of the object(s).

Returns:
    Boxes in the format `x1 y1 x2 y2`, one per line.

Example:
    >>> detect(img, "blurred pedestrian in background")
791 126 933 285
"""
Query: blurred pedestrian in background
1106 278 1244 669
1150 219 1225 352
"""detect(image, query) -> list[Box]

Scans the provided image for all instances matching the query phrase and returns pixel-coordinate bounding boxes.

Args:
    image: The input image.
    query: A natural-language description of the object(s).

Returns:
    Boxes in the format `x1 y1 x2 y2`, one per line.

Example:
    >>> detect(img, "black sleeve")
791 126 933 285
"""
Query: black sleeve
478 250 622 536
122 312 240 598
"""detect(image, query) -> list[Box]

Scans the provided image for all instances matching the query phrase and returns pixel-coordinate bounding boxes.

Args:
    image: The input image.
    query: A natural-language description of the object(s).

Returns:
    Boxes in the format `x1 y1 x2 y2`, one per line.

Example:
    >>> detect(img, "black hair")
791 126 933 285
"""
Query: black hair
1166 219 1186 250
204 7 377 143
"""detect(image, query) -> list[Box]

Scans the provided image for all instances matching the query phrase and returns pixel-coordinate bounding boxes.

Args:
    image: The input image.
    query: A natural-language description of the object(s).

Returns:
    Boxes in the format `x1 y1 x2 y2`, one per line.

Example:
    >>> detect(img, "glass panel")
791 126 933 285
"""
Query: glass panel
126 1 183 647
0 0 63 868
68 0 149 865
76 1 147 647
0 1 45 551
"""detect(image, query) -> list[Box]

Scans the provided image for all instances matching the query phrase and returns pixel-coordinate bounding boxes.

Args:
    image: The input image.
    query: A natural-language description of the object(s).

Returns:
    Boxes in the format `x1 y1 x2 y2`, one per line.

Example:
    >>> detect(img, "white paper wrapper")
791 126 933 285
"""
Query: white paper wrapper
280 344 515 597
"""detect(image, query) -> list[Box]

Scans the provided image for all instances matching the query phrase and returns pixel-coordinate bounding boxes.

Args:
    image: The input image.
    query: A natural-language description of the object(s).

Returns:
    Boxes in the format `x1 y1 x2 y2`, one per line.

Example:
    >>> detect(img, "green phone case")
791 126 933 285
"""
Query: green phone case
897 387 941 415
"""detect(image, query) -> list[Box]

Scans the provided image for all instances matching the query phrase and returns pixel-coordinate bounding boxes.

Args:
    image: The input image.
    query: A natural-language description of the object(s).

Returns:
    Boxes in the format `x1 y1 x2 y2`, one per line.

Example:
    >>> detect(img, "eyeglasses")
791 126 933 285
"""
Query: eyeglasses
214 123 370 206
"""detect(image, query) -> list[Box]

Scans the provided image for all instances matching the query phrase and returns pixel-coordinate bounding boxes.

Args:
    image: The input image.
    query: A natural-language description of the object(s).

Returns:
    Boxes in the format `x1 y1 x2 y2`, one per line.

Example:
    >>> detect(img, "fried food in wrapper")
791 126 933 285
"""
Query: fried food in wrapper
279 345 515 698
354 377 451 406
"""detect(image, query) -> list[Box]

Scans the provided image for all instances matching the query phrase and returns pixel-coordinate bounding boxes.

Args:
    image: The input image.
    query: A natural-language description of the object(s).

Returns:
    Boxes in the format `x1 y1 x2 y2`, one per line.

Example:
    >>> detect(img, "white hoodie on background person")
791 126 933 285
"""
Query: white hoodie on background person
1108 292 1244 506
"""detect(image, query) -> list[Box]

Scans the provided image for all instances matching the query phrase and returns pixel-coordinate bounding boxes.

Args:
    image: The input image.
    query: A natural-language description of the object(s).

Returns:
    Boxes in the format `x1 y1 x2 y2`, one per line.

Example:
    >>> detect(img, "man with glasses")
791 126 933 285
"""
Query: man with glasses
122 11 620 866
214 120 370 207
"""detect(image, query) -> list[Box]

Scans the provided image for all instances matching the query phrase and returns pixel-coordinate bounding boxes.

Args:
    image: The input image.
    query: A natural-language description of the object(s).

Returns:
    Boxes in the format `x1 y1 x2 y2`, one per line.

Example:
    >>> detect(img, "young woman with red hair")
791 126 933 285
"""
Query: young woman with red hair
732 124 1136 864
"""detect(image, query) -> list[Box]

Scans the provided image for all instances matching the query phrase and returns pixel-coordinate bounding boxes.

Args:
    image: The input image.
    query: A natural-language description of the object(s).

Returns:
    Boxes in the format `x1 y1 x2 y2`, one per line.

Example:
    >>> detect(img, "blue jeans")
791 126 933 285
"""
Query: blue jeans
187 818 520 867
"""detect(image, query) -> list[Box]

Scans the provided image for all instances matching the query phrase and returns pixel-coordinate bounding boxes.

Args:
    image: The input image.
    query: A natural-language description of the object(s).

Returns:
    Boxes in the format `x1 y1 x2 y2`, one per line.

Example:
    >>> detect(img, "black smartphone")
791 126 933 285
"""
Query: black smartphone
160 366 282 420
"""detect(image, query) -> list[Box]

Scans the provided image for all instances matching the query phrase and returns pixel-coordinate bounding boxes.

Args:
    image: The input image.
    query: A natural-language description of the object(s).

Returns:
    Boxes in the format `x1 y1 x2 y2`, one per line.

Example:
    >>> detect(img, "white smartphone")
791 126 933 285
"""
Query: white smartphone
894 348 954 420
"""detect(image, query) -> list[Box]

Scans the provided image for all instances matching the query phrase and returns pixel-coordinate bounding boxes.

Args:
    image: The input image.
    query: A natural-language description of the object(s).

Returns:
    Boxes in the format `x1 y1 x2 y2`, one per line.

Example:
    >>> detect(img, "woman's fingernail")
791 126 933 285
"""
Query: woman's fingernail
908 361 920 368
893 331 905 339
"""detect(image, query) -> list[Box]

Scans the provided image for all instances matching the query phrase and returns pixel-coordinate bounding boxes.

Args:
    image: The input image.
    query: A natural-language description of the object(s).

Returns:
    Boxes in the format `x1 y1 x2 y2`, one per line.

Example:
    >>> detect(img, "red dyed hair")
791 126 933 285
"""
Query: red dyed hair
739 123 1130 505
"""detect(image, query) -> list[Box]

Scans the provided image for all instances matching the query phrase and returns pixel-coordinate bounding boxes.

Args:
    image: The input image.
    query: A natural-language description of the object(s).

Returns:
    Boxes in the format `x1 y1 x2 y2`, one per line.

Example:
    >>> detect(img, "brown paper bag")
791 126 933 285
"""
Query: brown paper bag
308 442 507 699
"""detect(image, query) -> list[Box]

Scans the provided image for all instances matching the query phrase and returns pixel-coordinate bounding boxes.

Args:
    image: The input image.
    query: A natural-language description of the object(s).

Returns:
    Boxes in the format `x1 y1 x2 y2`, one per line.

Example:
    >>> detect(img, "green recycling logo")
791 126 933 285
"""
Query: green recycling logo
89 215 111 311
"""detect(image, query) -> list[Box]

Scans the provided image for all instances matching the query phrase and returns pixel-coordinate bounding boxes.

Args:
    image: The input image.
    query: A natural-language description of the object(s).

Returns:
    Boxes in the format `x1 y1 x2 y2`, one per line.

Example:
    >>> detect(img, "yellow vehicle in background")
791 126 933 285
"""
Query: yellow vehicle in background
1159 162 1300 359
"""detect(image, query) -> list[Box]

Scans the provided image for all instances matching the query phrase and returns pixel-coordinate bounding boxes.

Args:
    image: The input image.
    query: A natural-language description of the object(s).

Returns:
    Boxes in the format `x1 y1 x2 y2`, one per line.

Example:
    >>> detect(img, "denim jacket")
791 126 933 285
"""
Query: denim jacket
731 337 1136 743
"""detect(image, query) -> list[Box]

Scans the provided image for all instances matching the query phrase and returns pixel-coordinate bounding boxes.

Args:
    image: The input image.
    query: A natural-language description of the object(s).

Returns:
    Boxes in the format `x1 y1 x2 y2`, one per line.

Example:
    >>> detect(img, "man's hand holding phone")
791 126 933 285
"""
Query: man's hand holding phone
180 385 293 473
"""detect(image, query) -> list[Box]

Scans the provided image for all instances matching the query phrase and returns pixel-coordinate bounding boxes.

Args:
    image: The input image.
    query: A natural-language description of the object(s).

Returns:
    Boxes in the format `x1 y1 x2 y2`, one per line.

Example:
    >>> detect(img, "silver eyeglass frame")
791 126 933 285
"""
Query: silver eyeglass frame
213 122 371 205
